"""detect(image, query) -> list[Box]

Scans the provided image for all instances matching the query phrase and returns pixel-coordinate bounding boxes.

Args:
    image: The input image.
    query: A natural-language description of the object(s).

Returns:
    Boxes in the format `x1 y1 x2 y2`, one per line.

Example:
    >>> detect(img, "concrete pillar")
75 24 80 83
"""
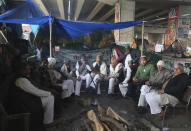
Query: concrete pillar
177 5 191 47
118 0 135 45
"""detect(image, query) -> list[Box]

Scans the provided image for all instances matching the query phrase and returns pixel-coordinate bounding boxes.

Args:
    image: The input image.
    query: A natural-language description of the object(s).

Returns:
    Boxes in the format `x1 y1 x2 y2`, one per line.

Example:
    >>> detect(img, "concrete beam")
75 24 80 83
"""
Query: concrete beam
135 26 166 34
136 9 153 18
143 10 167 21
74 0 85 20
99 7 114 21
56 0 65 19
87 2 105 21
32 0 49 16
96 0 115 6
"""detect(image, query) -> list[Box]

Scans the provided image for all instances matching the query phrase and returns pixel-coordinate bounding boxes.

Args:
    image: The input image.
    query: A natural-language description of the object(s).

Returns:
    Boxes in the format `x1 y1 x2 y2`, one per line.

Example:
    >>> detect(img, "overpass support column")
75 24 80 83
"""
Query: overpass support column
117 0 135 45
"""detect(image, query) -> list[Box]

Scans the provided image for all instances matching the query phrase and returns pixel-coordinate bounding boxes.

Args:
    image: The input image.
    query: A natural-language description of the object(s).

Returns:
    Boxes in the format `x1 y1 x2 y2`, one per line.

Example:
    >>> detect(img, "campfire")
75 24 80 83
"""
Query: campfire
73 105 160 131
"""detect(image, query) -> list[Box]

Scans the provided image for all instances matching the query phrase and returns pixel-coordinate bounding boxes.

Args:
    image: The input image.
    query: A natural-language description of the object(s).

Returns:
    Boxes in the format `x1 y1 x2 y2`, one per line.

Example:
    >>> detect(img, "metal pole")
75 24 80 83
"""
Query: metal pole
49 17 52 57
141 22 144 56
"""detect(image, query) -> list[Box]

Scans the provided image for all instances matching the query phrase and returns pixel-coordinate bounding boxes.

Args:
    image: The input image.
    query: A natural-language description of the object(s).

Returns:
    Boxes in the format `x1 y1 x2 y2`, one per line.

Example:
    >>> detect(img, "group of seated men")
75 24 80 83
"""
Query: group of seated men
10 46 191 127
62 46 190 120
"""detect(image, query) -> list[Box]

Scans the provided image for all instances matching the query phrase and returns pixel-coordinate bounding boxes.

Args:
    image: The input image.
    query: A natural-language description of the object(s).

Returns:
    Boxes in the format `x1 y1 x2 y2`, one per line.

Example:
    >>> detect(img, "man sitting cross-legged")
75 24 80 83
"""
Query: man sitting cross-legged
145 63 190 120
137 60 170 113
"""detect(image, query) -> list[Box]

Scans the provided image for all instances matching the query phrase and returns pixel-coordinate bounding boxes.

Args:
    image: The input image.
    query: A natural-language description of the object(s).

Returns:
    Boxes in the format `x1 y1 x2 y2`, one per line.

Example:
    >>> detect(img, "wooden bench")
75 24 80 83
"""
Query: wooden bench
0 103 30 131
162 86 191 127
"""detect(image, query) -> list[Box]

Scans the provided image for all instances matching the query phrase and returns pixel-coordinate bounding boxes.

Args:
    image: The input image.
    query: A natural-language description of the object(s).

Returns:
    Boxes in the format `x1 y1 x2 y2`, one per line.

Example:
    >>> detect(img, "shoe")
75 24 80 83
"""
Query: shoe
91 98 99 106
137 106 147 114
154 111 165 121
44 117 64 129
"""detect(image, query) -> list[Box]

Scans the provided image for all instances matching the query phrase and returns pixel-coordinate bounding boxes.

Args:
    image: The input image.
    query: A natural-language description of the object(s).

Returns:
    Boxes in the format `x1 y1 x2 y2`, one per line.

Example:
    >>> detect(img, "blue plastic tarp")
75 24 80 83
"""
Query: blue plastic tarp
56 19 142 38
0 0 143 38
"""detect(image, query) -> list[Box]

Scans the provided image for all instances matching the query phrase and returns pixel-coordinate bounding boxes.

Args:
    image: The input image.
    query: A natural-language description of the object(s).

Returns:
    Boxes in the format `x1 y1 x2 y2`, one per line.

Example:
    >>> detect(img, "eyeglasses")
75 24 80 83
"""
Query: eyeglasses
174 67 179 70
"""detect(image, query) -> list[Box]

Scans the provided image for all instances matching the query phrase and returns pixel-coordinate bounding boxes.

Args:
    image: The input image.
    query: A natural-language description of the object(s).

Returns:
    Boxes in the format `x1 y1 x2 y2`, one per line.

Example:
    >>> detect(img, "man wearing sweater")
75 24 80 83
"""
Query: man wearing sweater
146 63 190 119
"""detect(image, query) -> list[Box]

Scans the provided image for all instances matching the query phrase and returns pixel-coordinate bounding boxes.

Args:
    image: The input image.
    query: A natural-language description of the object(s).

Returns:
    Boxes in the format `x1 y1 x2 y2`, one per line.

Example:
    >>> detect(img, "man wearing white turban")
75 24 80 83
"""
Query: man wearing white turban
48 57 74 99
137 60 170 113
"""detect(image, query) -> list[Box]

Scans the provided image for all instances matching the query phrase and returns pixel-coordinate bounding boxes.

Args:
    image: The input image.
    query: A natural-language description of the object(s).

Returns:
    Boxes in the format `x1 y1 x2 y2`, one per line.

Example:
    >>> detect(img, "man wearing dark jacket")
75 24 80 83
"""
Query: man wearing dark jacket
145 63 190 119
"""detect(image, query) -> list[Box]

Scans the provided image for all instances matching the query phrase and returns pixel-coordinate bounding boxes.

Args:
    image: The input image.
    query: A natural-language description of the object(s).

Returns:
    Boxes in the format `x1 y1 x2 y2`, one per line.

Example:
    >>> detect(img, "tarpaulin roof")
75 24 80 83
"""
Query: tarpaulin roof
0 0 143 39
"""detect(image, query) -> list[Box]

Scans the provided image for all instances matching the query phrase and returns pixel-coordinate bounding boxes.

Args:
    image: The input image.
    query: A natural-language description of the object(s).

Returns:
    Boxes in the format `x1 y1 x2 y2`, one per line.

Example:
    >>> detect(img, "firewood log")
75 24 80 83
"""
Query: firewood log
100 116 127 131
98 105 107 116
87 110 104 131
106 107 128 125
90 122 96 131
102 122 111 131
81 118 93 131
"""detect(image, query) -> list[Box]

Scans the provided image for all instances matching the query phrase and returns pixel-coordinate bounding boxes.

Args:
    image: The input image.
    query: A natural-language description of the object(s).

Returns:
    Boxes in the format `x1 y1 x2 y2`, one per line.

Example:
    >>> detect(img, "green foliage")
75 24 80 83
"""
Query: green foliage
143 51 162 65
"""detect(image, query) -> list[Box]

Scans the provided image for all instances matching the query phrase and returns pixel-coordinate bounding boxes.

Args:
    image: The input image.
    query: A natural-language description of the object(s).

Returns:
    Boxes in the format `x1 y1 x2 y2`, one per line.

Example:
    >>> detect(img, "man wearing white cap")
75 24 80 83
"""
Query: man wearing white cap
137 60 170 113
48 57 75 99
145 63 190 120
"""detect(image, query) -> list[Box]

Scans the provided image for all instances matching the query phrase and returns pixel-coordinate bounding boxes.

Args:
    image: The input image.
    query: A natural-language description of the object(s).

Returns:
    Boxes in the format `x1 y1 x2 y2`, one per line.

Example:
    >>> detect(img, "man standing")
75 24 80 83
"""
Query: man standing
124 46 132 70
137 60 170 112
146 63 190 119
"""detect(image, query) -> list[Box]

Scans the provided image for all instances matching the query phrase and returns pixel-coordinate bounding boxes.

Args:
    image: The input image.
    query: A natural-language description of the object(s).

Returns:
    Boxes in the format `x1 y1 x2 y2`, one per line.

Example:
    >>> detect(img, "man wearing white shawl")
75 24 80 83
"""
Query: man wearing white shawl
48 57 74 99
75 56 92 96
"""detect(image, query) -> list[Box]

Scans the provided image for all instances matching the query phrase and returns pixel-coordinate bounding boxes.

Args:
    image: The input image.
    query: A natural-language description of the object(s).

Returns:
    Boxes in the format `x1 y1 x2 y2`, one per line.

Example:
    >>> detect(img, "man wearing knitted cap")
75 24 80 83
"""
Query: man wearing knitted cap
131 56 155 98
137 60 170 113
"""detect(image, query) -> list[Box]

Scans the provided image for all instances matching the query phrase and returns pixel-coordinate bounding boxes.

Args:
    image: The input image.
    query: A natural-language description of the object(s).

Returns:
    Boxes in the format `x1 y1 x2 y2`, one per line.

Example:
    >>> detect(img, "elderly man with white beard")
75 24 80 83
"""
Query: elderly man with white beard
145 63 190 120
48 57 75 99
137 60 170 113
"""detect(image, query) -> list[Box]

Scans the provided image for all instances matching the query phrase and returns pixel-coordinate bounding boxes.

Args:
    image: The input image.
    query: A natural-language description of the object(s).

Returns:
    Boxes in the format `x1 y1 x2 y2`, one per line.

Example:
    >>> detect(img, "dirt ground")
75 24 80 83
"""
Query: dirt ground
48 87 191 131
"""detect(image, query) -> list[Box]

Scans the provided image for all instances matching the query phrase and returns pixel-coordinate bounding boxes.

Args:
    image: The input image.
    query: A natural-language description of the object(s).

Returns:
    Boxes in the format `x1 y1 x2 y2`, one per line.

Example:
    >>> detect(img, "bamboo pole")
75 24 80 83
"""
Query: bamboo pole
32 30 39 46
49 17 52 57
141 22 144 56
0 30 8 44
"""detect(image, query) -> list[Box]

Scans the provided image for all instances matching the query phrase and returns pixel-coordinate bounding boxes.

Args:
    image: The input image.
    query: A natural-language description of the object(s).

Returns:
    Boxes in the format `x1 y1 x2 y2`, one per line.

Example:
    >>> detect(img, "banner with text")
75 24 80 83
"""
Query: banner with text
54 48 111 67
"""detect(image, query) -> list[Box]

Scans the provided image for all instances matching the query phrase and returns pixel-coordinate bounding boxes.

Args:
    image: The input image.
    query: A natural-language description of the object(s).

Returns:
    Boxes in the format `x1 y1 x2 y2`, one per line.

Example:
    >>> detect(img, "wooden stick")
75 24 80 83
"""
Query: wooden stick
0 30 8 43
49 16 52 57
141 22 144 56
32 30 39 46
